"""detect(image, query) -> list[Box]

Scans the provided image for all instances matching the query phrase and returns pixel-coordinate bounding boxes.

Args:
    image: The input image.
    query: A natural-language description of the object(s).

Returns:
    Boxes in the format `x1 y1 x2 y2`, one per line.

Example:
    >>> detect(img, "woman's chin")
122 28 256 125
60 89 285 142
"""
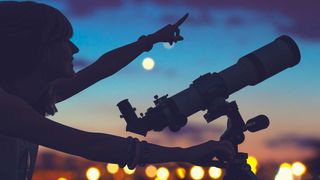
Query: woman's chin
62 68 75 78
66 69 76 78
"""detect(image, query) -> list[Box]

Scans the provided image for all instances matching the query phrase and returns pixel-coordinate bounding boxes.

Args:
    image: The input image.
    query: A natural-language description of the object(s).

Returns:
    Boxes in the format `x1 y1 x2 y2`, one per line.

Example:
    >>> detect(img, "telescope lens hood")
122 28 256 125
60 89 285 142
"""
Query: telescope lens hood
276 35 301 67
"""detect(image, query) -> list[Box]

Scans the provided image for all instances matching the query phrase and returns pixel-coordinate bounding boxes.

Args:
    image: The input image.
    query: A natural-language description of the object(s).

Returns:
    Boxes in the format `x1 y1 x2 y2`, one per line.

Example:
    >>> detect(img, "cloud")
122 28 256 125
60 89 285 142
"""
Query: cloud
65 0 123 16
266 134 320 179
134 0 320 40
61 0 319 40
225 16 245 27
161 13 213 26
266 134 320 153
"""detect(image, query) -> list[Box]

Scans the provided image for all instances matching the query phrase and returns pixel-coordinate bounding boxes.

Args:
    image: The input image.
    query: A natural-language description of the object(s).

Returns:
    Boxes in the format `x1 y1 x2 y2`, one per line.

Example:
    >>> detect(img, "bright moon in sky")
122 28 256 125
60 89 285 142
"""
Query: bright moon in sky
142 57 155 70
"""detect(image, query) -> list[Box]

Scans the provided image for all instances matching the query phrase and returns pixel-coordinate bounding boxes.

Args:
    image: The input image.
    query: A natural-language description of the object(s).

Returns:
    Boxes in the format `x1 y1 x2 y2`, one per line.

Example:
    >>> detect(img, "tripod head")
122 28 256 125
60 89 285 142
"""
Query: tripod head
210 100 269 180
208 100 270 146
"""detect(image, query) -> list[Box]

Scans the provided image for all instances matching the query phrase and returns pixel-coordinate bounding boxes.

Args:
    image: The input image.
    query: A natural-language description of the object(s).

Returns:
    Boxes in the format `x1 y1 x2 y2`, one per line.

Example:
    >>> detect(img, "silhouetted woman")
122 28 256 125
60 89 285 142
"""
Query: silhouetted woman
0 1 234 179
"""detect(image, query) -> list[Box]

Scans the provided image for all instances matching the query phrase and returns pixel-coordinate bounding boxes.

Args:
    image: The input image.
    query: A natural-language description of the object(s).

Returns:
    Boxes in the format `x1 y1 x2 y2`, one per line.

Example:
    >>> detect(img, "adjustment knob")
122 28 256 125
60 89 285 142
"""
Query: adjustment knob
246 115 269 132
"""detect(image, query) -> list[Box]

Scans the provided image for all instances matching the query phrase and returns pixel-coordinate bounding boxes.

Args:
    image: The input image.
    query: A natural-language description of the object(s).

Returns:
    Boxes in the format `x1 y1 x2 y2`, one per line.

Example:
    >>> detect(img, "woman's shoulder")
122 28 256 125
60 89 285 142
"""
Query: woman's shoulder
0 88 13 103
0 88 23 107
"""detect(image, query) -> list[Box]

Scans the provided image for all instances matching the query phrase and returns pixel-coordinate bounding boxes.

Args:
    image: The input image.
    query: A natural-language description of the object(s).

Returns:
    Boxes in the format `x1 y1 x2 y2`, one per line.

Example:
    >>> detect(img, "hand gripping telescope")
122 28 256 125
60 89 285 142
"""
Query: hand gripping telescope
117 35 300 136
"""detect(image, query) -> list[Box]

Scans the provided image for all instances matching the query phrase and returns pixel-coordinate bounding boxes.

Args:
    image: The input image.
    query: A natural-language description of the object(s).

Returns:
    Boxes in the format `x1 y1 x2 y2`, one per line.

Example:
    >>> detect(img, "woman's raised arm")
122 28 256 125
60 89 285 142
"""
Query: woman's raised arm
53 14 188 102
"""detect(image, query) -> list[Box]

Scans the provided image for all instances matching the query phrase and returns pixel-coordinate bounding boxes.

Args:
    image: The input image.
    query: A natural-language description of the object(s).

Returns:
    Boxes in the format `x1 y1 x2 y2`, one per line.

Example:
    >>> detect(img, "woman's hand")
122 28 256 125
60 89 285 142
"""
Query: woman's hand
184 140 235 167
149 13 188 45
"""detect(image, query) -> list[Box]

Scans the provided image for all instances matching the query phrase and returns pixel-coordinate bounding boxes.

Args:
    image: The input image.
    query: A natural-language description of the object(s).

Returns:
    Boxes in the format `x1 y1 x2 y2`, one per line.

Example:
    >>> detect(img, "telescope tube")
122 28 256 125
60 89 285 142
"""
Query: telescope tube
171 35 300 117
219 35 300 94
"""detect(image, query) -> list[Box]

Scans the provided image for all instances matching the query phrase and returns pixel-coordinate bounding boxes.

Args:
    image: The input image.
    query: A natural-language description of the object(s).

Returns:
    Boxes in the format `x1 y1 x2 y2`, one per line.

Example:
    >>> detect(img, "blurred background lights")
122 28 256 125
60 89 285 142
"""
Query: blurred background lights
163 42 175 49
208 167 222 179
190 166 204 180
86 167 100 180
275 163 293 180
176 167 186 179
145 165 157 178
142 57 155 70
106 163 119 174
57 178 67 180
157 167 170 180
123 166 135 175
280 162 292 169
247 156 258 174
291 161 306 176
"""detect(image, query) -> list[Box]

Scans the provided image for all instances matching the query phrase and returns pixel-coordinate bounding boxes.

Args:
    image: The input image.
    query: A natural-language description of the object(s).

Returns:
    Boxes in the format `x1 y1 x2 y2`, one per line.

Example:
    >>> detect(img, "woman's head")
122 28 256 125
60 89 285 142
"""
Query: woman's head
0 1 79 84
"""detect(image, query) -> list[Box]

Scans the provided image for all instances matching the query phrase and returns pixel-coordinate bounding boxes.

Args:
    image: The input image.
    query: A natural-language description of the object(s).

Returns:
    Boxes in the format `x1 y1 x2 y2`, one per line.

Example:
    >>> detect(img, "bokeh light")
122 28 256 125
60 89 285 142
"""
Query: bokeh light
291 161 306 176
106 163 119 174
176 167 186 179
57 178 67 180
280 162 292 169
208 167 222 179
157 167 170 180
142 57 155 70
86 167 100 180
145 165 157 178
190 166 204 180
123 166 135 175
275 163 293 180
247 156 258 174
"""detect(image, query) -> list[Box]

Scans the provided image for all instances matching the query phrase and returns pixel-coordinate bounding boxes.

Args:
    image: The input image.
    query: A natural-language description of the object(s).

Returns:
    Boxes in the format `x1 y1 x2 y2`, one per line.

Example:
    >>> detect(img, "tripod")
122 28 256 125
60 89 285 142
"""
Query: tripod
204 100 269 180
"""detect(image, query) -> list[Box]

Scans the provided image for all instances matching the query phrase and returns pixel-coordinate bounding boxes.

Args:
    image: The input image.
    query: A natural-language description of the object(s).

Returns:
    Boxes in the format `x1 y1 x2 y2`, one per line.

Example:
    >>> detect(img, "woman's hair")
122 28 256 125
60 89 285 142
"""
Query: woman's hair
0 1 73 83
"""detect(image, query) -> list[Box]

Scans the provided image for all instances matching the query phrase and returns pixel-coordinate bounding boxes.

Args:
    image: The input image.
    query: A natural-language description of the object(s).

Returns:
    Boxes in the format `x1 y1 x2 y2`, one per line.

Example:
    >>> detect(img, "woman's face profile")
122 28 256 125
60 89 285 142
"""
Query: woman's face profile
45 39 79 79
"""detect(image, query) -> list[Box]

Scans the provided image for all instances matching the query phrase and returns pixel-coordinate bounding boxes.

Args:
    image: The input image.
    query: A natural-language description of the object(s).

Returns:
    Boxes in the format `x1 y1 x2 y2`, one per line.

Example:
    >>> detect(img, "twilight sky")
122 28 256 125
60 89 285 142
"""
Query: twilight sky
28 0 320 163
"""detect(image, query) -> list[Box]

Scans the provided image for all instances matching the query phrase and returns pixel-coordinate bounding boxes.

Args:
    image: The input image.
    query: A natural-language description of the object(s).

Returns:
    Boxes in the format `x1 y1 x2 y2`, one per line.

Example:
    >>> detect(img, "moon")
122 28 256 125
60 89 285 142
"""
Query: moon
142 57 155 70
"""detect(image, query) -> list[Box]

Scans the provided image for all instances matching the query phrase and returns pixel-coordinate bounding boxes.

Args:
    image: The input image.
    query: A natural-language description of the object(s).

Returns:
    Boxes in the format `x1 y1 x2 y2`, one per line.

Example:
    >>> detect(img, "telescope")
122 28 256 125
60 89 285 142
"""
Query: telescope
117 35 300 179
117 35 300 136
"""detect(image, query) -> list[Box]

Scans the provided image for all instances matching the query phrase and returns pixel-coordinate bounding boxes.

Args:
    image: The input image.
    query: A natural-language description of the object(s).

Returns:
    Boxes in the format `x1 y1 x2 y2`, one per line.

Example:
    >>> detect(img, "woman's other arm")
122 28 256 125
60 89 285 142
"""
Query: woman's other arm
0 91 234 166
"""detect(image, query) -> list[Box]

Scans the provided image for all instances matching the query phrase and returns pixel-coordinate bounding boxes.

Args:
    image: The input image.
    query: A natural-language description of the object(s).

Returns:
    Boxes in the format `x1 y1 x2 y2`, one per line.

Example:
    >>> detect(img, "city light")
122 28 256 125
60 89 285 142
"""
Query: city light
123 166 135 175
190 166 204 180
145 165 157 178
86 167 101 180
142 57 155 70
280 163 292 169
106 163 119 174
275 163 293 180
247 156 258 174
176 167 186 179
157 167 170 180
208 167 222 179
57 178 67 180
291 161 306 176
